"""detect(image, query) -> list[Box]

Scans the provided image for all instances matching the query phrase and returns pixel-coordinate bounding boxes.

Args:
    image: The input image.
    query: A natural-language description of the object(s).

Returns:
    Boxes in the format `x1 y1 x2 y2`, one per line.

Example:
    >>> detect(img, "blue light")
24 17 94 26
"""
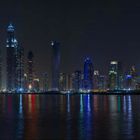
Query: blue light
7 23 14 32
19 95 23 114
18 88 24 93
126 75 132 79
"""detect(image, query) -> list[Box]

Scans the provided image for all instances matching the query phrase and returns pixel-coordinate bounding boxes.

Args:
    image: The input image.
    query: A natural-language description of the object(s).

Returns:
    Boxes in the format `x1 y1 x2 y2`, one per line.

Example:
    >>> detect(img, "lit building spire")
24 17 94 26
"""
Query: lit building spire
7 23 15 32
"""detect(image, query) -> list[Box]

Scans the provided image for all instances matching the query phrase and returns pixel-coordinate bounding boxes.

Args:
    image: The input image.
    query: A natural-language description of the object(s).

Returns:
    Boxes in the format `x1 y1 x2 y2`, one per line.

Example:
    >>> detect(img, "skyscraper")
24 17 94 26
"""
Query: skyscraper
33 78 40 92
51 41 60 91
98 75 107 91
6 23 17 92
84 57 94 91
42 72 48 92
59 73 66 91
124 66 137 90
73 70 82 92
27 51 34 91
16 43 24 92
108 61 123 90
94 70 100 90
66 74 73 91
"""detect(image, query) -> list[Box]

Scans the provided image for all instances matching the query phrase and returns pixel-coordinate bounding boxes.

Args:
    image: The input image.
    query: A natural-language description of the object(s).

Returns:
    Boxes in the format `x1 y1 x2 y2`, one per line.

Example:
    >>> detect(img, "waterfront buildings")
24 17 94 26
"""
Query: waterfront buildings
51 41 60 91
2 23 140 93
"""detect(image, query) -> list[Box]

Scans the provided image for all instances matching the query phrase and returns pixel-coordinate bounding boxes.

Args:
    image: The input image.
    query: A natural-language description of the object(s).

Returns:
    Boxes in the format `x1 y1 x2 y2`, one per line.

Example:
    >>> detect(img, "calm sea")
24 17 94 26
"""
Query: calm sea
0 94 139 140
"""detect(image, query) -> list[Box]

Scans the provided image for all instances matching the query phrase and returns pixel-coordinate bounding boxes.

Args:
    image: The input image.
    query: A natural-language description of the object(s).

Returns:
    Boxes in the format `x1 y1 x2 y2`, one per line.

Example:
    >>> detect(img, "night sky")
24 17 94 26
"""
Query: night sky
0 0 140 82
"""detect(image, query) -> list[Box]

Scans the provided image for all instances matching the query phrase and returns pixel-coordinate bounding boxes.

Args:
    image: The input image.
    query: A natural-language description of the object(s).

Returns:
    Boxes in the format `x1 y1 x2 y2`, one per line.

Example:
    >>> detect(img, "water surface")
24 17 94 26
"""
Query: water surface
0 94 139 140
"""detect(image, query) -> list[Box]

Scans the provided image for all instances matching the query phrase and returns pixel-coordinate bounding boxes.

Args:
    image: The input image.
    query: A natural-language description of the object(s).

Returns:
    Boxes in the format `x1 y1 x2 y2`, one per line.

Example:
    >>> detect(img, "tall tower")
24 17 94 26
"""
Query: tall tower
73 70 82 92
108 61 123 90
94 70 100 90
16 44 24 92
84 57 94 91
51 41 60 91
27 51 34 91
6 23 17 92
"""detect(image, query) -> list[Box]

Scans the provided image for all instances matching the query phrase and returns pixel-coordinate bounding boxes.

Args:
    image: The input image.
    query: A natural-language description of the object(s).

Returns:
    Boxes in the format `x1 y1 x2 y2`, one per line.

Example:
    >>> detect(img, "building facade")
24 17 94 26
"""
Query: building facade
73 70 82 92
6 24 18 92
27 51 34 91
51 41 60 91
108 61 123 90
16 44 24 92
84 57 94 91
59 73 67 91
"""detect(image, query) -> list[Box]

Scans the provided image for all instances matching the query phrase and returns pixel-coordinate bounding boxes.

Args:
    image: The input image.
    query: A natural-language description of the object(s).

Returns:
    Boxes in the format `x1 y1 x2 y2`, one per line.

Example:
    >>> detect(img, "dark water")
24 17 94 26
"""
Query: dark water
0 94 140 140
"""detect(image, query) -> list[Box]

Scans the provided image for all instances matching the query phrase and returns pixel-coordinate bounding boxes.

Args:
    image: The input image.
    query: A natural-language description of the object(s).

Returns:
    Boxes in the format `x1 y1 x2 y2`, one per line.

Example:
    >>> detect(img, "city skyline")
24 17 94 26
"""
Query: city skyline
0 0 140 79
0 23 140 91
0 1 140 140
0 23 139 92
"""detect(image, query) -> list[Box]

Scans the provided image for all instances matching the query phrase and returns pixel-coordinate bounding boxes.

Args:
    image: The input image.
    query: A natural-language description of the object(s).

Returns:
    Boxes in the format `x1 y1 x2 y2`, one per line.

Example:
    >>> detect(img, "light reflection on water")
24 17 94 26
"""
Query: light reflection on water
0 94 139 139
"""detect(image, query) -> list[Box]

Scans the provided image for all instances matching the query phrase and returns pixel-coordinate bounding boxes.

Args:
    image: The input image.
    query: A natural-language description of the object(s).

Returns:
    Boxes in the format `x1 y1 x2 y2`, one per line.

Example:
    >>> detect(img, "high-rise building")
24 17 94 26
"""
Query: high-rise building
98 75 107 91
33 78 40 92
66 74 73 91
108 61 123 90
42 73 48 92
124 66 137 90
24 73 28 92
51 41 60 91
94 70 100 90
27 51 34 91
84 57 94 91
16 43 24 92
125 75 133 90
6 23 24 92
59 73 66 91
73 70 82 92
6 23 17 92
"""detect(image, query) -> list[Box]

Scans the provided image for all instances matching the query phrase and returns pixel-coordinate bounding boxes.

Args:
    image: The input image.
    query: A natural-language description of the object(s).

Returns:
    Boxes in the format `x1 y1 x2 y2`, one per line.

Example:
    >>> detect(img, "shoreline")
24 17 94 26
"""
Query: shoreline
0 91 140 95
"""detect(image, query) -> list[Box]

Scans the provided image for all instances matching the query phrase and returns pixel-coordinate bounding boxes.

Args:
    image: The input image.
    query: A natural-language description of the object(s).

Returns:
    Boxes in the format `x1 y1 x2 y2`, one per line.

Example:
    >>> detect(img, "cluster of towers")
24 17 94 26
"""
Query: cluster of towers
5 24 36 93
6 24 24 92
0 23 139 93
58 60 139 93
3 24 95 93
108 61 138 91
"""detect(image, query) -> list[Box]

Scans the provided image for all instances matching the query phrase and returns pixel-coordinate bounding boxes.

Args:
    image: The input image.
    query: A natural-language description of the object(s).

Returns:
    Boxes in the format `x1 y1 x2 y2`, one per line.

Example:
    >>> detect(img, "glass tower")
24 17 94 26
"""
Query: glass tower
6 23 24 92
6 23 17 92
84 57 94 91
109 61 123 90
